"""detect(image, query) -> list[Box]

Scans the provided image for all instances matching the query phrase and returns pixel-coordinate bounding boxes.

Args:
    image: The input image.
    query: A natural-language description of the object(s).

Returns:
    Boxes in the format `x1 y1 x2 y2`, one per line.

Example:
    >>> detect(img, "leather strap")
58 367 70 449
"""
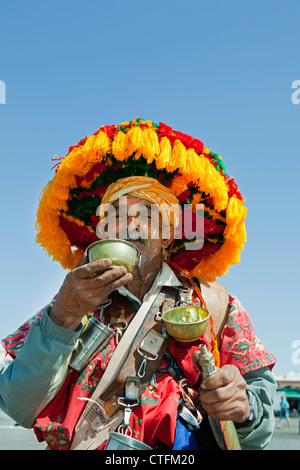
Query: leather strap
99 295 170 418
81 286 163 412
109 306 126 328
197 278 229 347
71 285 175 450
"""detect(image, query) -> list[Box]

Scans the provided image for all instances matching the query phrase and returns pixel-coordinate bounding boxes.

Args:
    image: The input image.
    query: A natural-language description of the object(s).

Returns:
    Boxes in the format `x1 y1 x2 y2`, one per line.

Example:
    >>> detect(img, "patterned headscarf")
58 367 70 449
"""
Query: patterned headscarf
99 176 181 228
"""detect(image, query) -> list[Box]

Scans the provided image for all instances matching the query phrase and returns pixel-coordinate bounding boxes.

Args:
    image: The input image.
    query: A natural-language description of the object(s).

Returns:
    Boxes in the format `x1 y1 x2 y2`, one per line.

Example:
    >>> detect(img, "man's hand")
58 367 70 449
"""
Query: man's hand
49 253 133 331
192 352 250 423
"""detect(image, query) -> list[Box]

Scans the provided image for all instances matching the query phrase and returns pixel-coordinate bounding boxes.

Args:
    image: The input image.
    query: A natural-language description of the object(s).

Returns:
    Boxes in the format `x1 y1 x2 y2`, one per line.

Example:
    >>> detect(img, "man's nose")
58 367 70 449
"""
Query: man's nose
127 215 141 231
117 214 141 230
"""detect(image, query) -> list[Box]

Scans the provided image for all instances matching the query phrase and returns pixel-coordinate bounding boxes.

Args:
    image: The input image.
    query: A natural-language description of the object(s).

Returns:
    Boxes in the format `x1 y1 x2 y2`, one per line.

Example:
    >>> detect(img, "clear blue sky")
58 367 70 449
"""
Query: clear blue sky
0 0 299 375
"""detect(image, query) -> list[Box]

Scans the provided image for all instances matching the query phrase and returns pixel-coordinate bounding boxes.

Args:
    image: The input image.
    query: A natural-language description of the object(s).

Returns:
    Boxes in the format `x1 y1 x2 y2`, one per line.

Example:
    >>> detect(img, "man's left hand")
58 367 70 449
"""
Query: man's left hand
197 364 250 423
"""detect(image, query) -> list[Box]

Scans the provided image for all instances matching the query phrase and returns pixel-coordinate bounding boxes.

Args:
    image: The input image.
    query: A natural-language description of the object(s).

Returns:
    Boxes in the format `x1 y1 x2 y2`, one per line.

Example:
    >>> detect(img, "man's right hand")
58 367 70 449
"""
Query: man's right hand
49 253 133 331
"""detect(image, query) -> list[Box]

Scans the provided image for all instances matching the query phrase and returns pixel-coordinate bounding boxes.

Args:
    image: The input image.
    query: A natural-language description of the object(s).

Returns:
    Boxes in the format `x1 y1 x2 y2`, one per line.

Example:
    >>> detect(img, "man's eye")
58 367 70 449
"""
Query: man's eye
139 214 152 221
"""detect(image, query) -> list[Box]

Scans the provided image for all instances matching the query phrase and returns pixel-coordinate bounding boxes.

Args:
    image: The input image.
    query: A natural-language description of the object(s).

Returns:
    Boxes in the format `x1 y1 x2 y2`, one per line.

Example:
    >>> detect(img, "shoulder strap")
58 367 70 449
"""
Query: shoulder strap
196 278 229 348
70 285 177 450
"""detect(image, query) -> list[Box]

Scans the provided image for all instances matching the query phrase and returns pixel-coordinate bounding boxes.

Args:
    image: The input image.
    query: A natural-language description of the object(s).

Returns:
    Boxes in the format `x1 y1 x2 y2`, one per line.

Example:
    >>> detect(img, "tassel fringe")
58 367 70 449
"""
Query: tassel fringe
35 120 247 280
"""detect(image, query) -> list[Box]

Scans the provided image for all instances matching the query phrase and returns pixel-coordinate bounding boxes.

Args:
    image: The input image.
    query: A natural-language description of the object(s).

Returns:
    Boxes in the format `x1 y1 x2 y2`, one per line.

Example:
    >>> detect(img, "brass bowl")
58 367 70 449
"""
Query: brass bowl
161 306 210 342
87 239 141 273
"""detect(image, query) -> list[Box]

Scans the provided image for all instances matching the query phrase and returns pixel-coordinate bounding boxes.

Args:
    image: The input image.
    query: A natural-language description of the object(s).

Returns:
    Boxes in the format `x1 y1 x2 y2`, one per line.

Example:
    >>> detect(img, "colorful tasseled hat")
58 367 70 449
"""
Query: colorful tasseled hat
35 118 247 282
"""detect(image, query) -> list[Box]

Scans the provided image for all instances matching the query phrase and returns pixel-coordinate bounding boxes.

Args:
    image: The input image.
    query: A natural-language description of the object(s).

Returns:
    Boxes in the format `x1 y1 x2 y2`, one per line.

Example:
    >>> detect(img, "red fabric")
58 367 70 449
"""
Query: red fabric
2 294 276 450
220 295 276 374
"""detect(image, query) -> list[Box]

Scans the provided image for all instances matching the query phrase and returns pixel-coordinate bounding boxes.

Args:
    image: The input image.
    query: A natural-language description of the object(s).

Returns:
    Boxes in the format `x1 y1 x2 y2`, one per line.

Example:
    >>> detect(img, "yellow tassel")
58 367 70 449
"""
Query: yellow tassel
184 148 201 180
190 197 247 282
61 245 84 271
61 246 84 271
166 139 187 173
53 165 77 190
155 136 172 169
195 155 228 212
64 131 111 176
93 131 111 159
202 147 210 155
211 339 221 367
224 196 247 237
71 135 98 175
35 181 71 268
46 195 68 212
72 247 84 266
36 216 67 264
35 130 112 269
112 131 132 161
62 147 87 177
50 181 70 201
155 136 228 213
139 128 160 164
36 206 79 271
127 126 143 151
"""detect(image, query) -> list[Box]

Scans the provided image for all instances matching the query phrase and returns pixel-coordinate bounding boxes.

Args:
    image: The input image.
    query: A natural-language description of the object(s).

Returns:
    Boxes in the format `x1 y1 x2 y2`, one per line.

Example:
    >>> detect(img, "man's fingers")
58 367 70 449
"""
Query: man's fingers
201 365 236 391
200 381 235 404
94 265 128 285
200 388 249 423
103 272 133 294
83 270 133 307
74 258 112 278
82 265 132 289
199 364 249 423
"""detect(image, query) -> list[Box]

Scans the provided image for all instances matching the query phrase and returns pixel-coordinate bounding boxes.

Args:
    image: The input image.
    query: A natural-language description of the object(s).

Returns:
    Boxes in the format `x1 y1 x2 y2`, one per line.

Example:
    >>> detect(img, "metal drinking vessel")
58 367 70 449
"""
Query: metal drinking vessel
87 239 141 273
106 432 152 450
69 317 114 372
161 306 210 342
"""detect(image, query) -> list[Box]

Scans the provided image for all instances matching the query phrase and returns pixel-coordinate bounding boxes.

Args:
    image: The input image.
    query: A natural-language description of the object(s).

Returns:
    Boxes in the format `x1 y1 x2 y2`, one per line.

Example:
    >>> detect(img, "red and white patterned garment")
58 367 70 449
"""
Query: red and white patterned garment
2 294 276 450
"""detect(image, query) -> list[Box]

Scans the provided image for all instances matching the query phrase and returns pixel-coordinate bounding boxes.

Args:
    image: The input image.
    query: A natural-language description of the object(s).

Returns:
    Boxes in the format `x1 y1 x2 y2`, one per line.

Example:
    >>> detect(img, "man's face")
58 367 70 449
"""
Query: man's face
97 196 174 272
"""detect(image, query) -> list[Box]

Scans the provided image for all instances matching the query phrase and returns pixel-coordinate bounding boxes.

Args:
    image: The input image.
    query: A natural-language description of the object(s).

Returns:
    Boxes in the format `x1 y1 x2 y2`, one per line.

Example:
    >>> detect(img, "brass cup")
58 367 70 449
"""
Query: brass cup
87 239 141 273
161 306 210 342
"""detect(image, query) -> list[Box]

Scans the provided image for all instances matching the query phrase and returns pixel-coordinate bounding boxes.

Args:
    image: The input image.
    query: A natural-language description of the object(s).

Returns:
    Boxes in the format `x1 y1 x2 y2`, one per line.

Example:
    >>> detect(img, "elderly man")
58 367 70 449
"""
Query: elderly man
1 119 276 450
